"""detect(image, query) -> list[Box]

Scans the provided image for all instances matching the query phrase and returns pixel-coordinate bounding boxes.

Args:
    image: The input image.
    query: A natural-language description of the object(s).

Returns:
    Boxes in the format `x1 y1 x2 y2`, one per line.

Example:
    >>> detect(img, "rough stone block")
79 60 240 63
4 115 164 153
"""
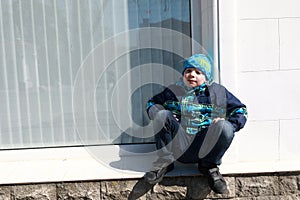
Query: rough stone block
236 194 300 200
297 175 300 191
149 176 211 199
185 176 211 199
57 182 100 199
151 183 186 200
235 176 280 197
101 180 139 200
236 197 281 200
12 184 56 200
0 171 300 200
279 175 299 195
0 186 11 200
207 176 235 199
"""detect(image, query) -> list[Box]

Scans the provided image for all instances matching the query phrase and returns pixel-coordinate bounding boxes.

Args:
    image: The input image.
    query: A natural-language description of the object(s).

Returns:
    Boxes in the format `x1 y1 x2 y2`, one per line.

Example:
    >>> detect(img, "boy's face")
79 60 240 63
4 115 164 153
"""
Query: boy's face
183 68 206 88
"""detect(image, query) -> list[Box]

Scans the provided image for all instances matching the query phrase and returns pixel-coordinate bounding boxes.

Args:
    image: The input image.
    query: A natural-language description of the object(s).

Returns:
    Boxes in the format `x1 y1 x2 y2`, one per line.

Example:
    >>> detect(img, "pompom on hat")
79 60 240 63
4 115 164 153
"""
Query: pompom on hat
182 54 213 83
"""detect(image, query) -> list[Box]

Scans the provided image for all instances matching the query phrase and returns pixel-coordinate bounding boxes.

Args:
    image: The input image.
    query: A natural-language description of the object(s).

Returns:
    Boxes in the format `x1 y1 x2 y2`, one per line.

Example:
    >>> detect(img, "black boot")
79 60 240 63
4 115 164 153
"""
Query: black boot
205 167 227 194
144 163 174 184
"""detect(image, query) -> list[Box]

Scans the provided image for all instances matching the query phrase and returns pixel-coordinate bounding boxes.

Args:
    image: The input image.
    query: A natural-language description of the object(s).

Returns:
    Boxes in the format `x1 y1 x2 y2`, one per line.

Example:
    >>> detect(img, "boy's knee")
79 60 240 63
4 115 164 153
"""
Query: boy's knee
217 120 235 141
155 110 173 121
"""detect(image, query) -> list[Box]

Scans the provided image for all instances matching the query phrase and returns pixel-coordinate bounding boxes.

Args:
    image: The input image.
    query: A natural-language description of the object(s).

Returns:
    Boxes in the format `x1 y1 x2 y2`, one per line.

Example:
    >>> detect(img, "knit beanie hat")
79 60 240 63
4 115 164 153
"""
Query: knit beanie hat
182 54 213 83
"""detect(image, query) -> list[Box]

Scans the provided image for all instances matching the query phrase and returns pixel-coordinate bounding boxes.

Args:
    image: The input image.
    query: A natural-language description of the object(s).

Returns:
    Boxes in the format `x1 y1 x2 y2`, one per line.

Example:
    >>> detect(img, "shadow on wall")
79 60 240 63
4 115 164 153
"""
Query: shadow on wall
110 132 213 199
128 176 211 200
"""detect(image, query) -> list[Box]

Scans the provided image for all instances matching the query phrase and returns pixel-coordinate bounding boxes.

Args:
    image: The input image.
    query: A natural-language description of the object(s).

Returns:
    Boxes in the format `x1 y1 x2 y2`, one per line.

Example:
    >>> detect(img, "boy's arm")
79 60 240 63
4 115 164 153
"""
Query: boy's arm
226 90 248 132
147 102 165 120
146 88 168 120
146 87 177 120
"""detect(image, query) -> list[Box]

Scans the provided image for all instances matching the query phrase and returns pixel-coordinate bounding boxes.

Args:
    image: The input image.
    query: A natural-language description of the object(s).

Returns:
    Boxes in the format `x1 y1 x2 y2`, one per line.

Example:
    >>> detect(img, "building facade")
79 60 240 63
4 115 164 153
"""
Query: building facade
0 0 299 199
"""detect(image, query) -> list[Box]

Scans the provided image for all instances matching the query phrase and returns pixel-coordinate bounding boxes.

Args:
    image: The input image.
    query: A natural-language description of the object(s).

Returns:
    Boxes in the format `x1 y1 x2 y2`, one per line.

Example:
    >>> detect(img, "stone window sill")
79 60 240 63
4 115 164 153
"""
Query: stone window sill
0 144 299 185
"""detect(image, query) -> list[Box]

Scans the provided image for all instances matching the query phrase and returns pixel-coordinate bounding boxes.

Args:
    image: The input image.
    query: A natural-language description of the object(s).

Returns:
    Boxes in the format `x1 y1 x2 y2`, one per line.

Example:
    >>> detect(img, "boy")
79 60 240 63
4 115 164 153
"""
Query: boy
144 54 247 194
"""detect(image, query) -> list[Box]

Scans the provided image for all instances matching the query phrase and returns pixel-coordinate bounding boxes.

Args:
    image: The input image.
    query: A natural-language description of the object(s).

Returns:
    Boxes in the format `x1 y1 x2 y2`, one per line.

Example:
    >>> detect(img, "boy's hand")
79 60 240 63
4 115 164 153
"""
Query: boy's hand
173 114 180 121
212 117 225 124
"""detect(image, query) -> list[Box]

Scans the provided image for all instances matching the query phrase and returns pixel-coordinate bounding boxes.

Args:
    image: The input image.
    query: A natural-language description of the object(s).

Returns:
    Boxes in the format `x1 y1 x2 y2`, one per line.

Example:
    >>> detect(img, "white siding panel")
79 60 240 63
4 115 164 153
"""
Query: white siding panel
235 120 279 162
238 0 300 19
238 0 279 19
218 0 238 90
238 19 279 72
280 18 300 70
239 70 300 120
280 119 300 160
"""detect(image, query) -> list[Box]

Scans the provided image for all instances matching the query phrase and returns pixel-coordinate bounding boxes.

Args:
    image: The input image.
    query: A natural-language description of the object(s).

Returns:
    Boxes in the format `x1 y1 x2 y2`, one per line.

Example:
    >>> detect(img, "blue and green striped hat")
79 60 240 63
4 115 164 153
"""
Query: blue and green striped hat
182 54 213 83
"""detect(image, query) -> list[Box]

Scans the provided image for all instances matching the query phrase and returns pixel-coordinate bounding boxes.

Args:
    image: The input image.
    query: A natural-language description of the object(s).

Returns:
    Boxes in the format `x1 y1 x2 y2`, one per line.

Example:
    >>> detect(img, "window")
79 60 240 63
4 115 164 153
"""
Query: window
0 0 217 149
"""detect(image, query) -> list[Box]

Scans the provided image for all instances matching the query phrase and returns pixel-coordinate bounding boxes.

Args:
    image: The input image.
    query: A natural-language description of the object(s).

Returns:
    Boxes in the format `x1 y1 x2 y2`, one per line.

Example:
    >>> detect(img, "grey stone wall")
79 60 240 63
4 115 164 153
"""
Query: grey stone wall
0 172 299 200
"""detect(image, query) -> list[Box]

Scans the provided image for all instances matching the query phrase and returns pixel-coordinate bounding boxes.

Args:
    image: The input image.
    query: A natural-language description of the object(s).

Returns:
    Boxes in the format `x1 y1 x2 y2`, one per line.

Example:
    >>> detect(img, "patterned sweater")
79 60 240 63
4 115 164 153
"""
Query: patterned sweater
147 82 247 134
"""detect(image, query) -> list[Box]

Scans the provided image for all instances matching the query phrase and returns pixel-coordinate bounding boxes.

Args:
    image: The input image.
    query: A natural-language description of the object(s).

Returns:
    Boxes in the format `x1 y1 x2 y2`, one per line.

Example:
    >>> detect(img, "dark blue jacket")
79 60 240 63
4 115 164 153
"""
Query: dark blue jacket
147 82 247 132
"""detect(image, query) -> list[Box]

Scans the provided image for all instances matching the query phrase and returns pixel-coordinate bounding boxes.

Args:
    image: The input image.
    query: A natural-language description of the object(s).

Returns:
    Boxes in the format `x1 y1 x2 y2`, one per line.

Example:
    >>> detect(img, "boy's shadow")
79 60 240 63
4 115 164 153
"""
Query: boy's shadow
110 132 211 199
127 173 211 200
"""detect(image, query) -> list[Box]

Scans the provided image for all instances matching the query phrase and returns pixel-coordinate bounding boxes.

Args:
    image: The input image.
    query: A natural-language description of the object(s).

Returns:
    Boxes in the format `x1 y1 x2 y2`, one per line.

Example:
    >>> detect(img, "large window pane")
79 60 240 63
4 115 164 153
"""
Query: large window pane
0 0 215 149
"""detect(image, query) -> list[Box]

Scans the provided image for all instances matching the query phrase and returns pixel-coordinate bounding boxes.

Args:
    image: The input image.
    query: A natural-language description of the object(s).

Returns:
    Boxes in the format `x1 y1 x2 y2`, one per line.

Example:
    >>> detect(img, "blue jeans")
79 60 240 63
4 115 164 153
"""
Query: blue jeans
152 110 235 170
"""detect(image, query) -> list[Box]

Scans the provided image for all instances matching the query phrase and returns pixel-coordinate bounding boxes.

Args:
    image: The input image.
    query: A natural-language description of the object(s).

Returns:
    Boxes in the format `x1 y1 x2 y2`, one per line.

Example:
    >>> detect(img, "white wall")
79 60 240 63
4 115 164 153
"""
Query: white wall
219 0 300 173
